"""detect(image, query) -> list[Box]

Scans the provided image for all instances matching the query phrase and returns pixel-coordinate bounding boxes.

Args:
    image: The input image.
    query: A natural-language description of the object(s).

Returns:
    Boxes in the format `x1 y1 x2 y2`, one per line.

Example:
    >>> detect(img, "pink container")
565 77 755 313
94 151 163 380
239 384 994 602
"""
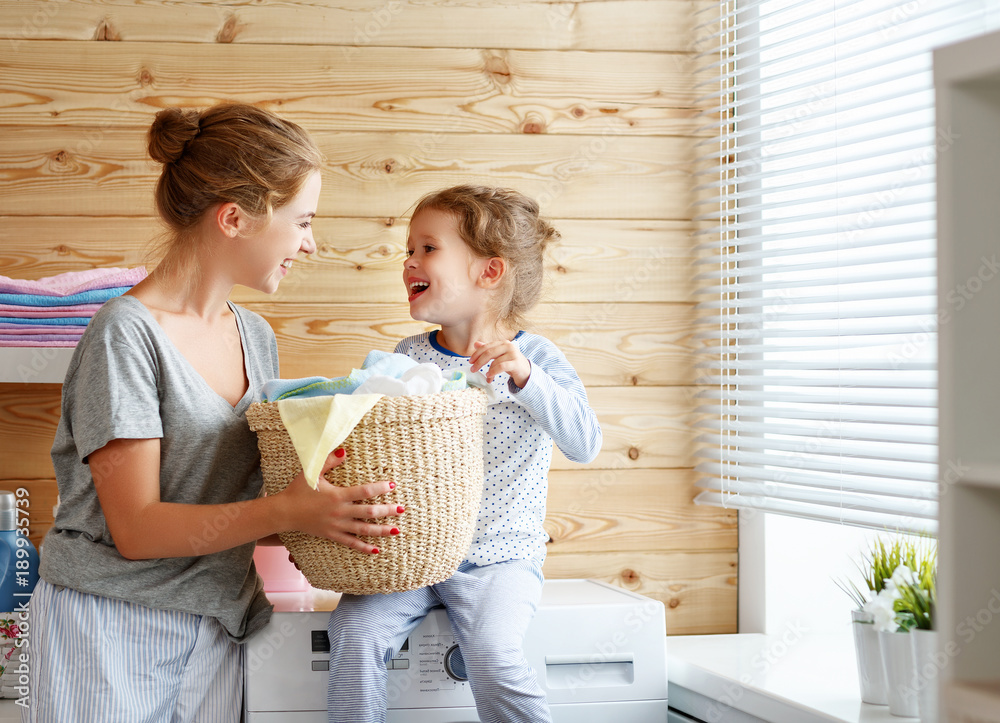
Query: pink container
253 545 309 592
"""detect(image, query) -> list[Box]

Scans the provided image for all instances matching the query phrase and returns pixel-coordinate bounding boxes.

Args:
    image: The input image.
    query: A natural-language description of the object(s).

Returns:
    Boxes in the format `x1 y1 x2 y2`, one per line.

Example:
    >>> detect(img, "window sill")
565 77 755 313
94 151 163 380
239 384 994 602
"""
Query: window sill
667 633 908 723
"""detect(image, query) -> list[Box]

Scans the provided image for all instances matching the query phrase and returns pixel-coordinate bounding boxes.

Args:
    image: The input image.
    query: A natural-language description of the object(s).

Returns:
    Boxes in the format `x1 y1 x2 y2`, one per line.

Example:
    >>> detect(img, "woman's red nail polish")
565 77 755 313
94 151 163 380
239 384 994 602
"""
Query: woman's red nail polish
371 547 380 554
390 527 400 535
389 482 396 490
334 448 346 459
396 506 405 514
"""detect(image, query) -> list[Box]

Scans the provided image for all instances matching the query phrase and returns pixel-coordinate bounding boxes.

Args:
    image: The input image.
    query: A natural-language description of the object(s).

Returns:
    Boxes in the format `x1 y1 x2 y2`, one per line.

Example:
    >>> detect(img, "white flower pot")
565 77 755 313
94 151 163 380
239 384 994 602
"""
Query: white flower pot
879 629 919 717
852 609 888 705
909 628 939 722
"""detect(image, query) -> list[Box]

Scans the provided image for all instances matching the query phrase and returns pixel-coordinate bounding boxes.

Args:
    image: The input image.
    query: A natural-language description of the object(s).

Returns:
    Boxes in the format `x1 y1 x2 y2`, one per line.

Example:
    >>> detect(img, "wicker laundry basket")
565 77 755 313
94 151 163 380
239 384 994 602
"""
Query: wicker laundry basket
246 388 487 595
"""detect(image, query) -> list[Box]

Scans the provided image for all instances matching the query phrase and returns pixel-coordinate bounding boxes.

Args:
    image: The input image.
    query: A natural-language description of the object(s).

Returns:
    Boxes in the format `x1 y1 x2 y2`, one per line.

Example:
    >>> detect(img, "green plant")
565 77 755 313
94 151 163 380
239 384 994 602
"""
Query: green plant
867 536 911 595
837 533 937 633
894 538 937 631
835 575 869 610
836 535 912 610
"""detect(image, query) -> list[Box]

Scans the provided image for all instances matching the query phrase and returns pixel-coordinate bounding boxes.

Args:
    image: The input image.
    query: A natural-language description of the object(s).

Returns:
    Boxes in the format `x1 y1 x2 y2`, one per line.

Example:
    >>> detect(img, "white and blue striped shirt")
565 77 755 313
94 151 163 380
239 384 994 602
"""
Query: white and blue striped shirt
394 331 602 566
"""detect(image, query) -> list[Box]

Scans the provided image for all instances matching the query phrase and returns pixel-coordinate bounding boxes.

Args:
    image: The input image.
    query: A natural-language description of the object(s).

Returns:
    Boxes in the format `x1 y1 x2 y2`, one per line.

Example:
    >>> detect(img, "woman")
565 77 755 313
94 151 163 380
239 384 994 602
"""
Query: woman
24 103 401 723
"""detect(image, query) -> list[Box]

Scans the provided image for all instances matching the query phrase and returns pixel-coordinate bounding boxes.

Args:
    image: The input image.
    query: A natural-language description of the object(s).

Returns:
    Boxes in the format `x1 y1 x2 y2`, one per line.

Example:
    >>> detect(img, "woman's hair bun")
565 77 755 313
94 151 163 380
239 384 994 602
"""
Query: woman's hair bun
147 108 201 164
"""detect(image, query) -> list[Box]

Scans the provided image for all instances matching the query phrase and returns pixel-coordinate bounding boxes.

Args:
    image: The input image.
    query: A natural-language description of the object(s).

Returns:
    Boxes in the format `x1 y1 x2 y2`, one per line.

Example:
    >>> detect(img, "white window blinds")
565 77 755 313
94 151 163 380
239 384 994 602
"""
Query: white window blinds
691 0 1000 534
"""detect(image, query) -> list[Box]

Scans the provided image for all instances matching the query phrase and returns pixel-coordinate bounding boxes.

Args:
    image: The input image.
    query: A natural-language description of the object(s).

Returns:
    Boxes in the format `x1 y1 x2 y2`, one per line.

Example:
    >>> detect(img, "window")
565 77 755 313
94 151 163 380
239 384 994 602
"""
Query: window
692 0 1000 534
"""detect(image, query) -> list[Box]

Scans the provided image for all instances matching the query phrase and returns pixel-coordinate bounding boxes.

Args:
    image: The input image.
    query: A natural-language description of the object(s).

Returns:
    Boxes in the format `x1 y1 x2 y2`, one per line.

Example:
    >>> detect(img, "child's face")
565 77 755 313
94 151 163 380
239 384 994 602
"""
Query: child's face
403 208 491 327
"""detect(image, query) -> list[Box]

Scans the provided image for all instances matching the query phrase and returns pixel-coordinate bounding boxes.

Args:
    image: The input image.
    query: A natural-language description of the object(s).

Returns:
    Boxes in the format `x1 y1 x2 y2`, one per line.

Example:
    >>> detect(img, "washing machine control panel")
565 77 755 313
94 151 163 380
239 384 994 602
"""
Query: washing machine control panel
388 625 472 700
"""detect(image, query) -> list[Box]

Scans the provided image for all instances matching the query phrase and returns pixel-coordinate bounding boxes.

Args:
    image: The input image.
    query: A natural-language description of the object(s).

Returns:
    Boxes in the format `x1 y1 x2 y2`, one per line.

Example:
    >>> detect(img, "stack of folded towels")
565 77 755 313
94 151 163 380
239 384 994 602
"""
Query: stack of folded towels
0 267 147 348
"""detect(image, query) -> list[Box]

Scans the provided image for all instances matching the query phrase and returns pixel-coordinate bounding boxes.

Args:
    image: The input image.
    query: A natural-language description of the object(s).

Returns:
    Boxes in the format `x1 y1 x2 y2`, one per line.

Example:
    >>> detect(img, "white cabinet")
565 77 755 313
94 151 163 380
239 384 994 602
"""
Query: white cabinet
935 27 1000 723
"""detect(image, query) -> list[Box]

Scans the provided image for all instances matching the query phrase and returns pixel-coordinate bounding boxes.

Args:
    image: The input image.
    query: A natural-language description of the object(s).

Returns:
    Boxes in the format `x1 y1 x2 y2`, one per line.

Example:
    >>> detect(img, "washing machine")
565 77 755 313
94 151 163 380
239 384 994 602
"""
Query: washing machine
244 578 668 722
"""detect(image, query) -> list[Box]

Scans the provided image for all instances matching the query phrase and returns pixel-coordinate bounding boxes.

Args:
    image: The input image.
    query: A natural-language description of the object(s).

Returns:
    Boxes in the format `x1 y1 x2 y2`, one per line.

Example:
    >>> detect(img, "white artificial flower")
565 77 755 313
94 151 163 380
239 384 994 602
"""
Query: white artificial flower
889 564 917 591
864 586 901 633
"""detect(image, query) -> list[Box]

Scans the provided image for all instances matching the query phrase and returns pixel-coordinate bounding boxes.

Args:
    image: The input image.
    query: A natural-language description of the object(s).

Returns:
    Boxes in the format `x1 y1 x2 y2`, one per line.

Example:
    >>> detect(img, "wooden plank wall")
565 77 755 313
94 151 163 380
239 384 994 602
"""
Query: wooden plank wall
0 0 736 635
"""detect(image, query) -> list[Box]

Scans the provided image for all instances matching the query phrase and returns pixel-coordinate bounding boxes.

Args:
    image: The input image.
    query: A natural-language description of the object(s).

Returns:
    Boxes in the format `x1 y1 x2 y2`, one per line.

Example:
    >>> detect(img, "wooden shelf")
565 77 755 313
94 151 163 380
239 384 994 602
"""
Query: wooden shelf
0 347 74 383
935 28 1000 717
945 680 1000 723
956 470 1000 492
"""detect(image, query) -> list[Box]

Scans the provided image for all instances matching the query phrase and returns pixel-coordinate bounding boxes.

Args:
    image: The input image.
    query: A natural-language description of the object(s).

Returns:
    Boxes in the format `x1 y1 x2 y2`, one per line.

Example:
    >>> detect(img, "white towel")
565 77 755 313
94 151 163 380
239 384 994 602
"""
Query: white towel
354 363 445 397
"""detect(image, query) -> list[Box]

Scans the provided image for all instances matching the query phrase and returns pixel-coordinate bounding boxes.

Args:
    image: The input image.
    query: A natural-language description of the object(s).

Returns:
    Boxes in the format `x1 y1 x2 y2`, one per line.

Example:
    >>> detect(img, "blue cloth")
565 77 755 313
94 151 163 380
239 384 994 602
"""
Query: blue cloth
261 375 341 402
0 316 90 326
0 286 132 307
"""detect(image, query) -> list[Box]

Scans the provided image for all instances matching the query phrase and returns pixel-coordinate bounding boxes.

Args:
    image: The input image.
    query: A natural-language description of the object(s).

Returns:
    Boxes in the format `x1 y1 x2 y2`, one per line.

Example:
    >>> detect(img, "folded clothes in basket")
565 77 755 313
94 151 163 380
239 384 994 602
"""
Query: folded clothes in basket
260 350 493 402
258 351 494 489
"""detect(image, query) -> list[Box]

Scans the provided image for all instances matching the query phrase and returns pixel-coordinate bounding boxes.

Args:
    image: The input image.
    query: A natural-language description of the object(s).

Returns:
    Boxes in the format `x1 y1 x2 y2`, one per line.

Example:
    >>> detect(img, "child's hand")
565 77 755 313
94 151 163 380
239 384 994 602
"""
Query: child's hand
470 340 530 388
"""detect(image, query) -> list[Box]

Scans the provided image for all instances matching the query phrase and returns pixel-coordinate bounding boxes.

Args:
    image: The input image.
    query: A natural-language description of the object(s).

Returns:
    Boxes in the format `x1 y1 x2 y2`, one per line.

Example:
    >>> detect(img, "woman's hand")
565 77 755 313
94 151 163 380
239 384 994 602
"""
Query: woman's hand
278 448 403 554
470 339 531 388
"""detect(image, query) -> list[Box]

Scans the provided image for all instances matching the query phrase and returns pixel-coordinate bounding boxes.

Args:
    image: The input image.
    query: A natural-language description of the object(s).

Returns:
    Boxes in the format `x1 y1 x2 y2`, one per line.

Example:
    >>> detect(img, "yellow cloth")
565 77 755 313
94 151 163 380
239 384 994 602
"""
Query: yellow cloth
276 394 383 489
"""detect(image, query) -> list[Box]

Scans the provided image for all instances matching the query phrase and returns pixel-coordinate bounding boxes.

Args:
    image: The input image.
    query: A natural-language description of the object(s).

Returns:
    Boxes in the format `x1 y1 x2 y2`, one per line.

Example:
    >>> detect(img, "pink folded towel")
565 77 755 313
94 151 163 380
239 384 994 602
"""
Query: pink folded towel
0 324 86 334
0 267 147 297
0 339 77 347
0 304 101 317
0 334 82 343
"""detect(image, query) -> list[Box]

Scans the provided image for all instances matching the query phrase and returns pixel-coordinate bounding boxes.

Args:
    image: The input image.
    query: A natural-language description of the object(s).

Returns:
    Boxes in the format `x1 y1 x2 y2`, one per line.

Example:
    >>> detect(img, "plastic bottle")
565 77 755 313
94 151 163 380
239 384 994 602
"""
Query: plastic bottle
0 491 39 613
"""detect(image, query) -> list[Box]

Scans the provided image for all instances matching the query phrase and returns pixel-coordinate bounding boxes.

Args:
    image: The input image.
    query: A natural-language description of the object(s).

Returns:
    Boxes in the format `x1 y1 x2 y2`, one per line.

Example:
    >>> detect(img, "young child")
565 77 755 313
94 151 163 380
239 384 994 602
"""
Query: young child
326 185 603 723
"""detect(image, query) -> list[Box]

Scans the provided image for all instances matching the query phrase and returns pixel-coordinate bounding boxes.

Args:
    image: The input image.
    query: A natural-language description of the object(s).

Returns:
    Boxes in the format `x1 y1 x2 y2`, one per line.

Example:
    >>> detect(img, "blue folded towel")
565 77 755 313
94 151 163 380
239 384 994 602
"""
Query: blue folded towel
261 375 356 402
0 316 91 326
0 286 133 307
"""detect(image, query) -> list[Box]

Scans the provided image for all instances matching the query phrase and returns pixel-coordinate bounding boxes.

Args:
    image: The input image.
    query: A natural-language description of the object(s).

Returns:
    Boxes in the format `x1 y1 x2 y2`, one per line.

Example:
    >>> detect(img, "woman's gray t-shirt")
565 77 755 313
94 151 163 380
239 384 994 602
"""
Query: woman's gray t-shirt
41 294 280 642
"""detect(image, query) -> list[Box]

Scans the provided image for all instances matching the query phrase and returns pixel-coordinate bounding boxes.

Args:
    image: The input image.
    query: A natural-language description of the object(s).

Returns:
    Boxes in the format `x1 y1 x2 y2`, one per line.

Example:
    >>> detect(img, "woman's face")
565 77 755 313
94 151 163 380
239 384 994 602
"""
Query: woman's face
238 170 322 294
